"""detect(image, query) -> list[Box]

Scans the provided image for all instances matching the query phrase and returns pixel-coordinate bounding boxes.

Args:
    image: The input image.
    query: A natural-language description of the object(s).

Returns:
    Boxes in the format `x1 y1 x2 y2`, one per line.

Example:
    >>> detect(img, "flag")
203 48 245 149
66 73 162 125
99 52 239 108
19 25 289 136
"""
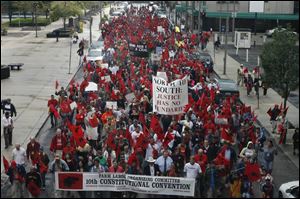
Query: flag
49 104 60 119
267 107 272 117
55 80 59 90
39 161 47 174
3 156 9 173
221 128 233 144
244 162 261 182
27 181 41 197
279 102 283 111
67 122 87 148
88 115 99 128
281 106 289 116
138 112 146 125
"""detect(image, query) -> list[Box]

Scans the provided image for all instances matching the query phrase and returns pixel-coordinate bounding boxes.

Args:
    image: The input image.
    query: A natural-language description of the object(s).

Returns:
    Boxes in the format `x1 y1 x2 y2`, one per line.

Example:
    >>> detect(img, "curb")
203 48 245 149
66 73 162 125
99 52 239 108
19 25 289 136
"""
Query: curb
212 63 299 169
1 63 83 189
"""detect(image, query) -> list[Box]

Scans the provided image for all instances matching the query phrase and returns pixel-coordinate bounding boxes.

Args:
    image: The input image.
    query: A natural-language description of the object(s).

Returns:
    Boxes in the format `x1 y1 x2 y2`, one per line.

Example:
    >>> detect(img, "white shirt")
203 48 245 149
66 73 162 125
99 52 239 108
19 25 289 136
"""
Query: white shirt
150 165 155 176
131 131 143 144
109 65 119 75
179 120 193 132
129 124 143 134
2 116 12 127
155 156 173 173
145 143 159 161
12 147 26 165
184 162 202 179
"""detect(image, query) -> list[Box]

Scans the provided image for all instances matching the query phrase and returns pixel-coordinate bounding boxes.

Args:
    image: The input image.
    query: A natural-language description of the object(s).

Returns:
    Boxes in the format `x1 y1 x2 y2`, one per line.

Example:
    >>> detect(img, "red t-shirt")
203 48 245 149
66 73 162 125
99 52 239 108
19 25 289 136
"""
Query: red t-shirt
48 99 58 108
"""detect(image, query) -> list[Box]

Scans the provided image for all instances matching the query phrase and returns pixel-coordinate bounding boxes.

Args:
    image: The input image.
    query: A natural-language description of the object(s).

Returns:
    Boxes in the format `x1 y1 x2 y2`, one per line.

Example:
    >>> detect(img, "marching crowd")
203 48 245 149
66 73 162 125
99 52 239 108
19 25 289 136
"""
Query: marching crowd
2 4 299 199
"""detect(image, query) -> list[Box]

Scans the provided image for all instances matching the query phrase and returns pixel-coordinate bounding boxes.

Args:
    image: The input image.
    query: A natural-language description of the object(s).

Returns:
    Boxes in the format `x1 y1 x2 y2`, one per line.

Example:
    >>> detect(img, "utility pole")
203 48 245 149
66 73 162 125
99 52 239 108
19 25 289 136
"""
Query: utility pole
90 16 93 46
33 3 38 38
99 1 102 31
223 2 229 75
191 1 195 33
68 37 72 74
232 1 236 42
198 1 201 34
185 1 188 31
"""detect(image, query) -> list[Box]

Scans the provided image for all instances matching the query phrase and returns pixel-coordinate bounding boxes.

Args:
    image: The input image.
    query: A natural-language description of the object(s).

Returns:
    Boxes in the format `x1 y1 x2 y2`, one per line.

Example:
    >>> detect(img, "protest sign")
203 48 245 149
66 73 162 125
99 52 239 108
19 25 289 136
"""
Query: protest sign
129 43 149 57
70 101 77 110
85 82 98 92
157 26 164 33
125 92 135 103
155 46 163 55
106 101 118 110
151 53 161 62
101 75 111 82
152 76 188 115
100 63 109 69
156 71 168 81
55 172 195 197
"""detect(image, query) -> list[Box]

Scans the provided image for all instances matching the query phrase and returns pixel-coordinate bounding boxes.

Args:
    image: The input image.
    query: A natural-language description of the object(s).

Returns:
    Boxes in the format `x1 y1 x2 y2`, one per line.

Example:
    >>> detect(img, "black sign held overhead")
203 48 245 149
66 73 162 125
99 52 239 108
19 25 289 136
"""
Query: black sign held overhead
129 43 149 57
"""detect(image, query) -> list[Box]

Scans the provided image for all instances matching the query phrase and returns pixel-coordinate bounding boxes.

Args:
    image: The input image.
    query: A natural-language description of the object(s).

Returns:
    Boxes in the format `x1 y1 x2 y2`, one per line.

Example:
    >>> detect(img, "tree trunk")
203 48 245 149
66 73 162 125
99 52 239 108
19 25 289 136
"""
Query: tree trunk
63 17 66 30
283 82 289 109
46 11 48 19
23 11 26 19
32 12 34 26
8 2 12 25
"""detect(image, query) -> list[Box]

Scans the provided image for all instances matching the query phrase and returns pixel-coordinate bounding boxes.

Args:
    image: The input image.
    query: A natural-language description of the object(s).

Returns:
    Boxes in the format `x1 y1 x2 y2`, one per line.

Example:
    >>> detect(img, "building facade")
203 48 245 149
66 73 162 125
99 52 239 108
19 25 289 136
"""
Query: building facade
172 1 299 33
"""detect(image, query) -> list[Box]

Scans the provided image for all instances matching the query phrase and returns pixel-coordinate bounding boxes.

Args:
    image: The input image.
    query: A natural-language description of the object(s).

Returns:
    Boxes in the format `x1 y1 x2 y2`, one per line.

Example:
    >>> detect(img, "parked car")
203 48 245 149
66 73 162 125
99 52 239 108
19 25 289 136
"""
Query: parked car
90 40 104 51
215 78 240 98
86 49 104 62
265 27 297 37
108 11 123 22
279 180 299 198
185 51 214 73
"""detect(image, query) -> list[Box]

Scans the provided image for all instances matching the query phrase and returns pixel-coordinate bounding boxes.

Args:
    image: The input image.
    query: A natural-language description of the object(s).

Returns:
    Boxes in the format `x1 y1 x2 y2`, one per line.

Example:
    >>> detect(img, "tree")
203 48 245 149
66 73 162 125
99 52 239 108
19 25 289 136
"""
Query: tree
261 25 299 109
50 1 83 30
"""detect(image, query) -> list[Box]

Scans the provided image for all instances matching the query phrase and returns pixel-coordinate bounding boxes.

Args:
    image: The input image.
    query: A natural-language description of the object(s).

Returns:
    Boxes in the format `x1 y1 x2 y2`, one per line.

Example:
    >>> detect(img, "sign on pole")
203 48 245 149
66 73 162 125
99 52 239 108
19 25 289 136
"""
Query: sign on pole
152 76 188 115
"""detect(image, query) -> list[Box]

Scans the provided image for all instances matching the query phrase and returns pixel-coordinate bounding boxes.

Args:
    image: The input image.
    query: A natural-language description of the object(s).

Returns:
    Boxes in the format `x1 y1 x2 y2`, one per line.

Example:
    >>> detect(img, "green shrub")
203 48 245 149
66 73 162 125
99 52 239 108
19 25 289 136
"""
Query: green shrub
8 18 51 27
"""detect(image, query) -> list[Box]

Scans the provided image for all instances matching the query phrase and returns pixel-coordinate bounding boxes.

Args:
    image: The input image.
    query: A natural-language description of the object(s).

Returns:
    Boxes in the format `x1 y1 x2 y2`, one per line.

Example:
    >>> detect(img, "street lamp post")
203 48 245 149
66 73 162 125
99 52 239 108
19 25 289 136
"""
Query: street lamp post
68 37 72 74
223 2 229 75
90 17 93 46
33 2 38 38
232 1 236 42
99 1 102 30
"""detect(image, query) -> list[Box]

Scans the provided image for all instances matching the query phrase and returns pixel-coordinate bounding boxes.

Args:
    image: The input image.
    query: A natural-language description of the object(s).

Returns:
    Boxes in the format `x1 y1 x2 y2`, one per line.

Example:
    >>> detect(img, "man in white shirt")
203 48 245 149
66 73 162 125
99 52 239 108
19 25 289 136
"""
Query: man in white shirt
2 112 13 148
184 156 202 179
129 119 143 134
131 126 143 145
12 143 27 166
155 150 173 176
184 156 202 197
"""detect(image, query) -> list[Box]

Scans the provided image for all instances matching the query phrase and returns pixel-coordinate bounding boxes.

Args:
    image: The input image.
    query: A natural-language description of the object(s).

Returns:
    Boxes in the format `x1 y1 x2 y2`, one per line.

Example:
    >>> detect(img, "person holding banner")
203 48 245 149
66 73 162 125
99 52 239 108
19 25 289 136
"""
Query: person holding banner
155 150 173 176
184 156 202 197
49 154 69 198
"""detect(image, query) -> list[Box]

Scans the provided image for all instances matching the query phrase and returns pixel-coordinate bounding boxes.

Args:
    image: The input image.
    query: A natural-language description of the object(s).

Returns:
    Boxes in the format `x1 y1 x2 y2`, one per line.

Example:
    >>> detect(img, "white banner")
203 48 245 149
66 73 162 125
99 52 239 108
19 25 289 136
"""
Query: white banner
152 76 188 115
106 101 118 109
55 172 195 196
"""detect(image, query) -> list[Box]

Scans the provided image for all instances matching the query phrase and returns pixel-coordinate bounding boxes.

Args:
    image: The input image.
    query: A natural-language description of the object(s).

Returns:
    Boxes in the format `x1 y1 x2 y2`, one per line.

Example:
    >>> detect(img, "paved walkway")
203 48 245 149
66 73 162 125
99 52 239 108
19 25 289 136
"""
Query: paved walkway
1 11 103 172
204 37 299 169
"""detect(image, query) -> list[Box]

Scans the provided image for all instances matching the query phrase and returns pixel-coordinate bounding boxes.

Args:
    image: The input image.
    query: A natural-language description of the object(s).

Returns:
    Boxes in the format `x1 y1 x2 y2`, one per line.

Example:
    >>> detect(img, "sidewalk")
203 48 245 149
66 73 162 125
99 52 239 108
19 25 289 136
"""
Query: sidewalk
205 39 299 169
1 10 104 172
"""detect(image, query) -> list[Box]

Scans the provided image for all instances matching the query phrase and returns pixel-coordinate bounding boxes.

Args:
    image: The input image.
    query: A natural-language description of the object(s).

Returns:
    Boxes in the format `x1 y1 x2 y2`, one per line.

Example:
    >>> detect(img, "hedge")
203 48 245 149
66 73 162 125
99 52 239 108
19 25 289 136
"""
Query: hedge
6 18 51 27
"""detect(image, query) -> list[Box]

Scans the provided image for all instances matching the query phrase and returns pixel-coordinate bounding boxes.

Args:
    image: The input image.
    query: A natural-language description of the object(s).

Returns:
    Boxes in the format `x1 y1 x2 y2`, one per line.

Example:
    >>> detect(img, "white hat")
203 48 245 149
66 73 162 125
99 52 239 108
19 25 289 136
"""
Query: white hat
147 156 156 163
